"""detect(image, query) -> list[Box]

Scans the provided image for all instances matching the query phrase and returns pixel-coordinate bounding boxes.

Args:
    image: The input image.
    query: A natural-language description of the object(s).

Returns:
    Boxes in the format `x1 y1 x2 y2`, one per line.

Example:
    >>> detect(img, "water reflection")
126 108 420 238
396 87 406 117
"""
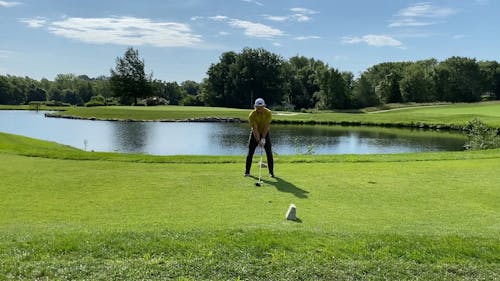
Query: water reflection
0 110 466 155
110 121 150 153
269 125 465 154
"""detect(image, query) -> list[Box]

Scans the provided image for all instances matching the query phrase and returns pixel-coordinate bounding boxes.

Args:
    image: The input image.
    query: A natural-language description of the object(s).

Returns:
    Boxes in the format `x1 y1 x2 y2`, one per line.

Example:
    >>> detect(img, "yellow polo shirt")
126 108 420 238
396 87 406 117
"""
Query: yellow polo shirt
249 108 272 134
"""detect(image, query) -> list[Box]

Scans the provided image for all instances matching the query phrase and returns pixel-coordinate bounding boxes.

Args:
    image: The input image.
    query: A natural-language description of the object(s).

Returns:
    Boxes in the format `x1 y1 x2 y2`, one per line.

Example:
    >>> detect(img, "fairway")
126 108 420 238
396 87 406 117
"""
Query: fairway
1 133 499 280
1 154 499 235
47 101 500 129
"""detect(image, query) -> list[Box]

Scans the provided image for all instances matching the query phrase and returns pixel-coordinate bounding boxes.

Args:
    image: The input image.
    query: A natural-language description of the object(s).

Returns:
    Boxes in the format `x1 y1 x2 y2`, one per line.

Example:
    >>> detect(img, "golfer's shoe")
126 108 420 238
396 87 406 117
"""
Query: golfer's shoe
244 173 250 177
269 173 275 178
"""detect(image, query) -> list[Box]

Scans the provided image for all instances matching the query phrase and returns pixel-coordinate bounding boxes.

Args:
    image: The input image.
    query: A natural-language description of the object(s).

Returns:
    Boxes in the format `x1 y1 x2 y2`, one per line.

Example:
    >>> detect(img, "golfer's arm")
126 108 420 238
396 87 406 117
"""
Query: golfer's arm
252 125 261 140
261 124 270 139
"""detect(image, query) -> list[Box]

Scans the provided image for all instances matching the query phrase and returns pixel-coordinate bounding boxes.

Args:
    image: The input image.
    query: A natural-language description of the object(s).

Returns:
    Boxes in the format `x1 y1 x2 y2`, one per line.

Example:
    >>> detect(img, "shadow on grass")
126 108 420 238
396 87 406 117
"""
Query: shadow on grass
250 175 309 199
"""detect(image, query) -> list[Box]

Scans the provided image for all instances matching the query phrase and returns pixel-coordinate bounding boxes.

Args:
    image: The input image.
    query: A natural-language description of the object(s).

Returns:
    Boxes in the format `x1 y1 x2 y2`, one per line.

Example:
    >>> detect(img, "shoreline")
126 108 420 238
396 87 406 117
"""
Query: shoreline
43 112 467 132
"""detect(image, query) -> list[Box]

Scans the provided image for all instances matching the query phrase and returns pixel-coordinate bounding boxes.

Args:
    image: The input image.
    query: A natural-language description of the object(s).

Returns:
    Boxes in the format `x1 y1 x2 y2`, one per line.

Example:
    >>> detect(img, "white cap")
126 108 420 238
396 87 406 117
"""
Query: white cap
254 98 266 107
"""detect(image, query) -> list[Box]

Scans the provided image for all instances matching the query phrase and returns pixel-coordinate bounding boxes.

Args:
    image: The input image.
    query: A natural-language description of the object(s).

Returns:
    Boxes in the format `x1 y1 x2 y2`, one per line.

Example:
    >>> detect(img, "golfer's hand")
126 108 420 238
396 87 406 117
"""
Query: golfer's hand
259 138 266 146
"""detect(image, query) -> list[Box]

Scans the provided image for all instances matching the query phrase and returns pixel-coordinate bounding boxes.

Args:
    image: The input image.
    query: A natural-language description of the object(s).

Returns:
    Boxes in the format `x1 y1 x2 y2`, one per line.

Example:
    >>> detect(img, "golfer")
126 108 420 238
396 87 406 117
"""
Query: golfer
245 98 274 178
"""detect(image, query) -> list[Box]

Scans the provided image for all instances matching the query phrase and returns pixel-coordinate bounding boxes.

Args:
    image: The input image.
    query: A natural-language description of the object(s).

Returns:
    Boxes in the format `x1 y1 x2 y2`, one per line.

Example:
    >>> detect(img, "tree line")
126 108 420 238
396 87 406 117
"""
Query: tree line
1 47 499 109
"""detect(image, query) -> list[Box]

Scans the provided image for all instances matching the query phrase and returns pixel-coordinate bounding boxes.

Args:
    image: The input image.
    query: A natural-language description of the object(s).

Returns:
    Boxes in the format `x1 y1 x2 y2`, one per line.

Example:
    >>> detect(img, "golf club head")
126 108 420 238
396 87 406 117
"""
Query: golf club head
255 181 262 186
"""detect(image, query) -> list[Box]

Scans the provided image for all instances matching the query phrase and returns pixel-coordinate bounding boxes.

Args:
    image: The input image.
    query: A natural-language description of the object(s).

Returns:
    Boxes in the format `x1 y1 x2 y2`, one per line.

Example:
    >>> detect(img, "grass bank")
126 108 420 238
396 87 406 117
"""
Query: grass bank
1 133 499 280
42 101 500 130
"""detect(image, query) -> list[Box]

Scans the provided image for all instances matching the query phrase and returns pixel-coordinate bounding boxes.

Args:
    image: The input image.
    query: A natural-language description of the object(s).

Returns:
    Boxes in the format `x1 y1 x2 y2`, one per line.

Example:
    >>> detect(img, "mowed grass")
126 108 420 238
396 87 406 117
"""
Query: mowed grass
1 133 499 280
50 101 500 128
55 105 250 121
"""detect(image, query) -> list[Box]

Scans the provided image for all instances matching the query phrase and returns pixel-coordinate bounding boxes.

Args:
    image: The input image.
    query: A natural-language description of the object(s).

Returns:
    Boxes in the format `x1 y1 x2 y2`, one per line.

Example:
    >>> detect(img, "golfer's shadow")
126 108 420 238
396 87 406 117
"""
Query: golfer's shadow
251 175 309 199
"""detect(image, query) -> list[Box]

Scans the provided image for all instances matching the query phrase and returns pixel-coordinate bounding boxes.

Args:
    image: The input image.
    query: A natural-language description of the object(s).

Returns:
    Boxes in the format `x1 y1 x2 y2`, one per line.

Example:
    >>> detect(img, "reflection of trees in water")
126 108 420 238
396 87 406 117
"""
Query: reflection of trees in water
208 123 250 147
272 125 466 152
206 123 466 154
107 121 465 155
111 121 150 153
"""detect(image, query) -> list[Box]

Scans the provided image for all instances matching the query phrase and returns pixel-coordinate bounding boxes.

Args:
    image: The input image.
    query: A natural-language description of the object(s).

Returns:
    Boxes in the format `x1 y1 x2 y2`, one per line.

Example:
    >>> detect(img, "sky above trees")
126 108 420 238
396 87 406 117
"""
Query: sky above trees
0 0 498 82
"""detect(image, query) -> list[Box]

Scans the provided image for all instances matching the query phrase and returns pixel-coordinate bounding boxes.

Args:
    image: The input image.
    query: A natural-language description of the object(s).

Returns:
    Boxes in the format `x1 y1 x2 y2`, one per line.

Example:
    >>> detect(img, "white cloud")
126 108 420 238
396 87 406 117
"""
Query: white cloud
293 14 312 22
390 2 458 28
217 31 229 36
342 34 404 48
272 42 282 47
0 1 21 7
190 16 203 21
209 15 228 21
228 19 284 38
396 2 457 18
208 15 284 39
19 17 47 28
294 35 321 40
265 7 319 23
290 8 318 15
388 18 435 28
452 34 465 39
44 16 202 47
242 0 263 6
265 15 288 22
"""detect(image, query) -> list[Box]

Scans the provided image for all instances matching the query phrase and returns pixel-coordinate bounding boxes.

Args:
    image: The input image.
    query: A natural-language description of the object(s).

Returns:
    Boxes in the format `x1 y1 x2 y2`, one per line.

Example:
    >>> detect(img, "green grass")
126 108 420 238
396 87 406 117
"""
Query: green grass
53 105 250 121
44 101 500 129
1 132 499 280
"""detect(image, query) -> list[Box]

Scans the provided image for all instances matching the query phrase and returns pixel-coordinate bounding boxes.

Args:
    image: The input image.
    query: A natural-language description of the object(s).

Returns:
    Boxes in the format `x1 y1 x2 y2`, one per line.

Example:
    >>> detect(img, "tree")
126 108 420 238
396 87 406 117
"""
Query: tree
0 76 14 104
203 48 286 108
163 82 185 105
236 48 286 108
62 89 82 105
314 66 351 110
26 84 47 102
110 47 152 105
478 60 500 100
92 76 113 99
8 76 30 105
75 79 94 103
364 62 409 104
180 80 203 106
203 51 238 107
435 57 482 102
352 74 379 108
400 59 437 102
181 80 200 96
285 56 323 110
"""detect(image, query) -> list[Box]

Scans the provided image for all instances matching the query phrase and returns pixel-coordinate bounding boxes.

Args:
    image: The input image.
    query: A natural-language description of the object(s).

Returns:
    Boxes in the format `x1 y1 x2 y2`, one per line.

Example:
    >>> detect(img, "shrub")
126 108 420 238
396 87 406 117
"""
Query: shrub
464 118 500 150
45 100 70 107
179 95 204 106
85 95 106 107
144 96 168 106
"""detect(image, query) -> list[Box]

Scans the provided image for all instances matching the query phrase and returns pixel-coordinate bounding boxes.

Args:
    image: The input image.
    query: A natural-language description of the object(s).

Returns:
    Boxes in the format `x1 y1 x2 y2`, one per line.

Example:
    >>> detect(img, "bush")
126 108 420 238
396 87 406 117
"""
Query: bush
464 118 500 150
44 100 71 107
28 101 43 110
85 95 106 107
180 95 204 106
144 97 168 106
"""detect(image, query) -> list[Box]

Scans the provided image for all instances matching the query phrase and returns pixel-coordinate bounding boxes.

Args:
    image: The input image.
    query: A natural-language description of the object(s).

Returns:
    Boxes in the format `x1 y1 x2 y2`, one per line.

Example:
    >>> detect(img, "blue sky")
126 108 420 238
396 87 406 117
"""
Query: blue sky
1 0 498 82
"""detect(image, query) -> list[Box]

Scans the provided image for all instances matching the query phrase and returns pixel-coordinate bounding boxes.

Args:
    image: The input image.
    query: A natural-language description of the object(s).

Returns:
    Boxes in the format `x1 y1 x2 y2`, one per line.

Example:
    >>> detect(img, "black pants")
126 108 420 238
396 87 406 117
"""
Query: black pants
245 132 274 175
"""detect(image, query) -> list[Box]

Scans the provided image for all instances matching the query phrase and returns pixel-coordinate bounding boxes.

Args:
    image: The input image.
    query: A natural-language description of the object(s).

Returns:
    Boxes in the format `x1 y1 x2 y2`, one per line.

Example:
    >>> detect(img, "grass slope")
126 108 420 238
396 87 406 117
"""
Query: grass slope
1 133 499 280
48 101 500 129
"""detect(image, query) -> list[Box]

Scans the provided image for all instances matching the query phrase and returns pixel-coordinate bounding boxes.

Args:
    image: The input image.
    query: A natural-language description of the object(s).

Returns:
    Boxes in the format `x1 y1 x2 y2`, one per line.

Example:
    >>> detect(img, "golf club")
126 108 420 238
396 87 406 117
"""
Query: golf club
255 145 263 186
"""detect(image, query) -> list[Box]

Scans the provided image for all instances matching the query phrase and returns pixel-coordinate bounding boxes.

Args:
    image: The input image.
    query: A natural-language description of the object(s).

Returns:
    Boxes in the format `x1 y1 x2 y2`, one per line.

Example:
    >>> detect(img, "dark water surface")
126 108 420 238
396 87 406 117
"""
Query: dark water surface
0 110 466 155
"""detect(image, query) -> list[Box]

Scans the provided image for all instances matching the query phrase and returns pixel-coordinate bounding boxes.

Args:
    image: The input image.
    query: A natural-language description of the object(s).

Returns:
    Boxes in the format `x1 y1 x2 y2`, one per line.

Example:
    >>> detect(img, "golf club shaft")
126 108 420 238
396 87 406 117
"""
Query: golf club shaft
258 145 263 183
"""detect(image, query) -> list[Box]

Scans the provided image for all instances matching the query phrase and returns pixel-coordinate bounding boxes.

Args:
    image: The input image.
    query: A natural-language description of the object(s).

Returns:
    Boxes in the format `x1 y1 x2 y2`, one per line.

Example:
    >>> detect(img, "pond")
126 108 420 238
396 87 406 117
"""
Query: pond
0 110 467 155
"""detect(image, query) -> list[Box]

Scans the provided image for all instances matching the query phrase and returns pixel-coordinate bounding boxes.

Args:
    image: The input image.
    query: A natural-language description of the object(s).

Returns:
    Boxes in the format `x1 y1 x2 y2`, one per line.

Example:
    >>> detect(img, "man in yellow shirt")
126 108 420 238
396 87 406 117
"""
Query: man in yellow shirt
245 98 274 177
